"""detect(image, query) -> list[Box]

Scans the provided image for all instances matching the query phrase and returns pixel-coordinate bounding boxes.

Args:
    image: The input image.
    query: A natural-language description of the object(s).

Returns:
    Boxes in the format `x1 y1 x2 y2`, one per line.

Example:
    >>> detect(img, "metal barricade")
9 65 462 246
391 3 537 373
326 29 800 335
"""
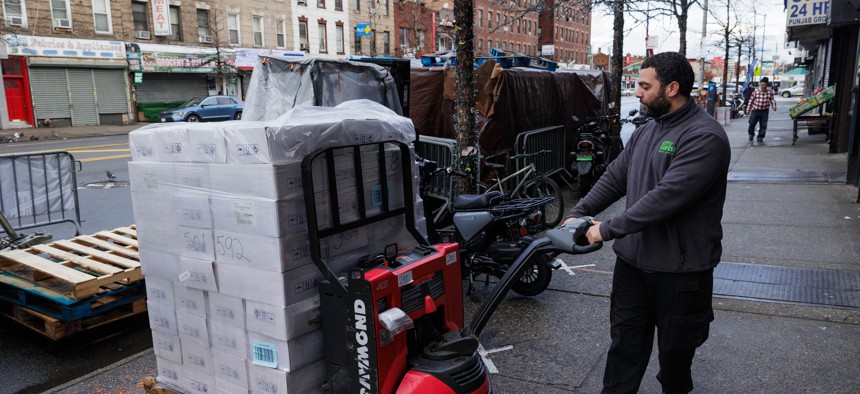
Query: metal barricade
415 136 457 222
0 151 82 235
514 125 567 177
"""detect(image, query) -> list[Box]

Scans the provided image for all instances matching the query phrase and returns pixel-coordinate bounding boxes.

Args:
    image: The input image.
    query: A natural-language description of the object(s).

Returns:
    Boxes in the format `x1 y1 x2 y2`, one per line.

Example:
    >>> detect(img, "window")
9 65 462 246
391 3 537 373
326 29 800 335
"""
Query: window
399 28 410 48
383 31 390 55
487 40 492 53
317 0 325 8
336 24 344 53
416 30 425 51
132 2 148 32
353 0 359 11
50 0 70 27
169 6 181 40
487 12 492 28
478 10 482 28
383 0 388 15
335 0 342 10
354 27 362 53
197 9 210 39
3 0 24 21
318 22 327 52
92 0 111 33
217 97 235 105
227 13 240 45
299 20 309 49
201 97 217 106
276 18 286 48
252 16 264 46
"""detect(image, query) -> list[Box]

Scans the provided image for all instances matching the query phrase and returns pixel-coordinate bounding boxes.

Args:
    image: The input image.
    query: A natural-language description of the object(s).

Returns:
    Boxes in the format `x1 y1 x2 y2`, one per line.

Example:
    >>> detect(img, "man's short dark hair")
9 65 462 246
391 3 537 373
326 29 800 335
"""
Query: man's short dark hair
760 77 769 84
640 52 695 98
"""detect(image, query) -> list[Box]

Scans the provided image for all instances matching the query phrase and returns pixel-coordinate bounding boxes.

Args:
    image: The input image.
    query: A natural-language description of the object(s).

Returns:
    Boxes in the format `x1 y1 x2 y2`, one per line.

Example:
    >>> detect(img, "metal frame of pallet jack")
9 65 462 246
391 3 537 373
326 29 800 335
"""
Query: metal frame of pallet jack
301 140 429 393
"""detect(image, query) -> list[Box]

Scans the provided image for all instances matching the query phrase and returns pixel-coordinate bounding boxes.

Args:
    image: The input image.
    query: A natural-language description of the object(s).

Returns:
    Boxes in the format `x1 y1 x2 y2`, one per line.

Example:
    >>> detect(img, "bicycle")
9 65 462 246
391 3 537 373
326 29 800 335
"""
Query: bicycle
478 150 565 227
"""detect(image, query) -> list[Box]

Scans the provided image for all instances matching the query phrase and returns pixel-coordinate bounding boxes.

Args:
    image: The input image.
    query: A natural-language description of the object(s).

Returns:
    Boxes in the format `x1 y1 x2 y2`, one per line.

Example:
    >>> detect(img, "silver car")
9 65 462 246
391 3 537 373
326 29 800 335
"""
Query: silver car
780 84 805 98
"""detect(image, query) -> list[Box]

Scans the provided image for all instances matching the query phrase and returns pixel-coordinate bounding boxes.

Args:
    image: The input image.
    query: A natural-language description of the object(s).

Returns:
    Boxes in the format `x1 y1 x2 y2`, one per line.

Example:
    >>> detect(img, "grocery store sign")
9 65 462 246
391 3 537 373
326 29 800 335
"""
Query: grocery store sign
786 0 830 27
140 51 235 73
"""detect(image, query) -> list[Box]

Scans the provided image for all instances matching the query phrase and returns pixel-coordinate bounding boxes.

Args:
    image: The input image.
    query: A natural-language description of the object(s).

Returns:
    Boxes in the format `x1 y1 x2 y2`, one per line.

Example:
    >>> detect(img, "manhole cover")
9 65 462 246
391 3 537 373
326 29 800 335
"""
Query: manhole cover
83 180 130 189
727 171 846 183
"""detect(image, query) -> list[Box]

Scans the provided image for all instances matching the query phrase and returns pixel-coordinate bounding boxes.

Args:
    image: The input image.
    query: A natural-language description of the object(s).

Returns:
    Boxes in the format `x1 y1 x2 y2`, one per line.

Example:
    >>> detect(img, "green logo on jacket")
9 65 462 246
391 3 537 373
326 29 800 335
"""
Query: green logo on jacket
658 140 677 154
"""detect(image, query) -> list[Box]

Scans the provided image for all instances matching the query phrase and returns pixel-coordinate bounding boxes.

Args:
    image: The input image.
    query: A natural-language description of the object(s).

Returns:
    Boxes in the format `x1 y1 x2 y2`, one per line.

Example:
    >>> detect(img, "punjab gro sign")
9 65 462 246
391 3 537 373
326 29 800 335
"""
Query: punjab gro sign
786 0 830 27
152 0 171 36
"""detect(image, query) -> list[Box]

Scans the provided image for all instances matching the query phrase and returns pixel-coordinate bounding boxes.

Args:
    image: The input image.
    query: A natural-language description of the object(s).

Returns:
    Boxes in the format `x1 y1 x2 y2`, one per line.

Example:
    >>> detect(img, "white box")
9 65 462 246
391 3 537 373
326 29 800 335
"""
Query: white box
209 320 248 358
324 226 368 260
211 196 298 237
131 191 174 226
212 349 250 390
177 226 215 261
212 230 311 272
248 359 326 394
247 329 324 372
181 338 214 374
147 300 178 335
152 331 183 364
188 126 227 163
216 263 321 307
173 283 207 317
155 357 183 388
208 162 326 200
174 193 213 229
222 123 276 164
179 256 218 292
174 163 212 190
153 125 191 162
128 162 176 193
145 277 175 306
208 292 245 328
244 296 321 341
215 380 249 394
137 220 180 255
176 313 210 347
179 374 216 394
139 248 182 282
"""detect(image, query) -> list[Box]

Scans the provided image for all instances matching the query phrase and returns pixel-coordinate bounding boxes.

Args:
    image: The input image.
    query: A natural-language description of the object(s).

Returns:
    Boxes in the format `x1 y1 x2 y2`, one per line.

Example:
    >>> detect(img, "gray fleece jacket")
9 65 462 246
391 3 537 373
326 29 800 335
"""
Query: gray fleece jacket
569 98 730 273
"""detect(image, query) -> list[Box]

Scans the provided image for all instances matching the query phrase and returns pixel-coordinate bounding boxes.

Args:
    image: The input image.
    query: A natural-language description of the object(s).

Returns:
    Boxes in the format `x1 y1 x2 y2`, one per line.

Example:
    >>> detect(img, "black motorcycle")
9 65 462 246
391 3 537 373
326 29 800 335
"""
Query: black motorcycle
730 96 746 119
570 114 624 195
417 157 560 297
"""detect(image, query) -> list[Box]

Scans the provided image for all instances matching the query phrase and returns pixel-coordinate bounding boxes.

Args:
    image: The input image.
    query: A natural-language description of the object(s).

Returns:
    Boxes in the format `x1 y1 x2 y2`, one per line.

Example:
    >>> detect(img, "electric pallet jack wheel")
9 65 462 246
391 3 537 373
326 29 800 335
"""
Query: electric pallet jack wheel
511 254 553 296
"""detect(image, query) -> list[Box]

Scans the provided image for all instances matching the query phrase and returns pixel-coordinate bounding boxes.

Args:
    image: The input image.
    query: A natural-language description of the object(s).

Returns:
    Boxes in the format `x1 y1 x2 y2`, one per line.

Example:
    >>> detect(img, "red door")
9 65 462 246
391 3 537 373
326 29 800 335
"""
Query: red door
2 56 34 126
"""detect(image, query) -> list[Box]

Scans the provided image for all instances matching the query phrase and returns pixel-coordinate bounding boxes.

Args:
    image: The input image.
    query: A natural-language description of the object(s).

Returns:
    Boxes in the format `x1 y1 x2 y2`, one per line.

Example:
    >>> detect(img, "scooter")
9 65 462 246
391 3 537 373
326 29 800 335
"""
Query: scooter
570 114 623 195
730 96 746 119
417 157 560 298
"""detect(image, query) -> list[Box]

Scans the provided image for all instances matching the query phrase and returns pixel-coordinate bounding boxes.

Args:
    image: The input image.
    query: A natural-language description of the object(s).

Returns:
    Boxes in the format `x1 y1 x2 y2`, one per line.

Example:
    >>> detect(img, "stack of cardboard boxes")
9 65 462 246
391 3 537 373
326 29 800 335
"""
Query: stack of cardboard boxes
128 103 423 393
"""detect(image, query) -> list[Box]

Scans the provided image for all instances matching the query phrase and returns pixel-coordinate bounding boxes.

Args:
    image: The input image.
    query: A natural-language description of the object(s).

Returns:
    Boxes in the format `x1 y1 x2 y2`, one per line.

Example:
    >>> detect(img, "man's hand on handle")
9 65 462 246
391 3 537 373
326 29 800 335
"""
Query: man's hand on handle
562 217 604 245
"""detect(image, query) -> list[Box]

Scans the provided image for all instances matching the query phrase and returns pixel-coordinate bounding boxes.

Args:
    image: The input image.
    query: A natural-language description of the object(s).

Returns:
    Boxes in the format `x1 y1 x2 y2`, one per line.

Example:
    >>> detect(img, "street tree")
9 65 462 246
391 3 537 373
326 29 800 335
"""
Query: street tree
396 0 432 58
646 0 699 56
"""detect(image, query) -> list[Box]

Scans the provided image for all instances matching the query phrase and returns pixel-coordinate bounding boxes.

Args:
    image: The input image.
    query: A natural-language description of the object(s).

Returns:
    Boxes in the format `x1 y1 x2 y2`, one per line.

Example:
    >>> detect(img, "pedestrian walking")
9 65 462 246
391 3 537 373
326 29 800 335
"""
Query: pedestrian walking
742 83 754 109
565 51 731 394
747 77 777 142
706 81 720 117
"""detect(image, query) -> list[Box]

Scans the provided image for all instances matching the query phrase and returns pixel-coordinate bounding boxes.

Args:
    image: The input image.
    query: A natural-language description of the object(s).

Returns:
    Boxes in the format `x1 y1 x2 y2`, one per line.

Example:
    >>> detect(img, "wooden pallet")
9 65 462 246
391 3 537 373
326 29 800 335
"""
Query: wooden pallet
5 297 146 340
0 226 140 299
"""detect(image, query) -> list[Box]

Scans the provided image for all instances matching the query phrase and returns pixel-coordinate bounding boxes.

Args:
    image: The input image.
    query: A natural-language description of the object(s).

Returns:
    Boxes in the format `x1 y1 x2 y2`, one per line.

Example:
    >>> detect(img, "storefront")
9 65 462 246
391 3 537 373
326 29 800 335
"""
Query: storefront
2 35 130 127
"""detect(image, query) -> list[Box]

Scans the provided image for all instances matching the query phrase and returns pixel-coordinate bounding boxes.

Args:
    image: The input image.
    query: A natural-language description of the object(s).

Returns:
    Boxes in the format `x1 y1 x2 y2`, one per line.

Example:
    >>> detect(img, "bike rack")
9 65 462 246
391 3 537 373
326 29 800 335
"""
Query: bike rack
415 136 458 223
0 151 82 235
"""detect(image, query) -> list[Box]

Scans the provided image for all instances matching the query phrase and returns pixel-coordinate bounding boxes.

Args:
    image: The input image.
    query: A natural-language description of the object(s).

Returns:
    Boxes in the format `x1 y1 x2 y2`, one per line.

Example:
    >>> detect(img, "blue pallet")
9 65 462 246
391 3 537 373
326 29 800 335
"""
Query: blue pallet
0 272 146 322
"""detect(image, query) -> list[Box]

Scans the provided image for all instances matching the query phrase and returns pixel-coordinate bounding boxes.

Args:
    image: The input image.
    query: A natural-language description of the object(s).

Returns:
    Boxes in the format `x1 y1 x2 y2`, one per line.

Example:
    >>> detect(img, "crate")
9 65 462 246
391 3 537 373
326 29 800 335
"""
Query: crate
4 296 146 340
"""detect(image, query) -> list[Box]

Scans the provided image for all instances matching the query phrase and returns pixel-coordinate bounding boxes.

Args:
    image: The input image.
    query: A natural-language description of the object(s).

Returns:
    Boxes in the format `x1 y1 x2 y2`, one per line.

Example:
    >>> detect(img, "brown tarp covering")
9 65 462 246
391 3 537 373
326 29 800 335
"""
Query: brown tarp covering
410 61 613 156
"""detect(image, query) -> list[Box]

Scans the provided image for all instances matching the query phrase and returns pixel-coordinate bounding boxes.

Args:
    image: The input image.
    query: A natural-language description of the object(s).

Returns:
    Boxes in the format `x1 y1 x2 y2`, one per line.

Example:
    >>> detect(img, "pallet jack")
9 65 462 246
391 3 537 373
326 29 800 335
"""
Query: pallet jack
302 141 601 394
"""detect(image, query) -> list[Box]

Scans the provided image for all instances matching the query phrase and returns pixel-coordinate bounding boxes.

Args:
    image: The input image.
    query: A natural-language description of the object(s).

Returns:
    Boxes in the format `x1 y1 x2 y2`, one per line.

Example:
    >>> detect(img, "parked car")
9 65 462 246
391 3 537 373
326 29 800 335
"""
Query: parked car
621 87 636 96
159 95 244 122
781 84 805 98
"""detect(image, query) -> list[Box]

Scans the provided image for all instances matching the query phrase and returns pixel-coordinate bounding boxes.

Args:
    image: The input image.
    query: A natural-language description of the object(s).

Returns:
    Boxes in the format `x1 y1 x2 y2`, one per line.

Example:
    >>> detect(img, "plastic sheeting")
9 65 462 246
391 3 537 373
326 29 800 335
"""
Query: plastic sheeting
410 62 612 155
242 56 403 121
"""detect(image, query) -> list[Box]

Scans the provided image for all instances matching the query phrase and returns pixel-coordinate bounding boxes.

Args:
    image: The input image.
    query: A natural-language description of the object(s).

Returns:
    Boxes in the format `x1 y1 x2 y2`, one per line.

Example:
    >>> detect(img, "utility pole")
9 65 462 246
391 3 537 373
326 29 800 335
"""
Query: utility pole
645 3 650 59
761 13 766 62
698 0 708 89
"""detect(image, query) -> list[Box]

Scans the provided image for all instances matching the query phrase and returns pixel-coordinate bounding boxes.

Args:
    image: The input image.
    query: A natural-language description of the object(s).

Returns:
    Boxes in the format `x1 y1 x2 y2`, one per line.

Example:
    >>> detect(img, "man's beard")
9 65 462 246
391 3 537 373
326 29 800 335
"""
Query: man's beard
643 88 672 118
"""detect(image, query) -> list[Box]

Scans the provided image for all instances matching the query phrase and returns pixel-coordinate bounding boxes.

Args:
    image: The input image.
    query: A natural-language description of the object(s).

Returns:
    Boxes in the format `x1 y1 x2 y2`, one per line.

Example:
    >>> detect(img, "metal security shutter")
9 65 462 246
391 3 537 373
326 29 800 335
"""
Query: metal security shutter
94 69 127 114
135 73 209 102
242 73 252 98
66 69 100 126
29 68 71 119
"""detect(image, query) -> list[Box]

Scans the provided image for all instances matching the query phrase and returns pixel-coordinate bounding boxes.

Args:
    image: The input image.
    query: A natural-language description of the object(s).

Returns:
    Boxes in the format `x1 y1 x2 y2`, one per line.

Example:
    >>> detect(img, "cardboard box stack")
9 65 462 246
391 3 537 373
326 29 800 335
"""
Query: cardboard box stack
129 101 425 393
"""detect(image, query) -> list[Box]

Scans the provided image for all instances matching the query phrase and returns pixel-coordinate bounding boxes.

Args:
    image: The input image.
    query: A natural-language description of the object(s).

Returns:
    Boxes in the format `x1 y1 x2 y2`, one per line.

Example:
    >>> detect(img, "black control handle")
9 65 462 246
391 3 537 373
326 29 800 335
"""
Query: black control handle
546 216 603 254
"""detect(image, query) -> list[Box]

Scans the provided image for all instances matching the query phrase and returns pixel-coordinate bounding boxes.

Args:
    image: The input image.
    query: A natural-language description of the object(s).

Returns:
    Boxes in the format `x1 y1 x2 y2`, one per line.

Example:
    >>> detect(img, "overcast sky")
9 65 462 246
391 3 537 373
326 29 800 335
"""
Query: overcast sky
590 0 795 63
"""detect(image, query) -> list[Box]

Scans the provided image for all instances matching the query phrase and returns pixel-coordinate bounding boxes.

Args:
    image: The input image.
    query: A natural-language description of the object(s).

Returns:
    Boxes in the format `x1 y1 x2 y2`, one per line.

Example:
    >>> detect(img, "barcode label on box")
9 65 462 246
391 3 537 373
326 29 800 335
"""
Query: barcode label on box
251 341 278 368
232 201 256 226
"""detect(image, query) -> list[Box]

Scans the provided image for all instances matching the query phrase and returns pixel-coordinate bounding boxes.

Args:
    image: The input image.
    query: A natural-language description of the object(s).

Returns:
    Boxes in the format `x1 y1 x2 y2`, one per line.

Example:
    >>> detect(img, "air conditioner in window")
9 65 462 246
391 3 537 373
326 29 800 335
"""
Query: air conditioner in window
300 43 309 51
297 0 307 5
199 35 213 43
54 18 71 29
135 30 151 40
8 16 24 26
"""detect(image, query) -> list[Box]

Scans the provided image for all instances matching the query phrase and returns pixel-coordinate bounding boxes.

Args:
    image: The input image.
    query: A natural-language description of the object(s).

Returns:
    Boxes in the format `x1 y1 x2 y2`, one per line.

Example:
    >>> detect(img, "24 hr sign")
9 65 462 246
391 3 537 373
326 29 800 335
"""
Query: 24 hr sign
786 0 830 27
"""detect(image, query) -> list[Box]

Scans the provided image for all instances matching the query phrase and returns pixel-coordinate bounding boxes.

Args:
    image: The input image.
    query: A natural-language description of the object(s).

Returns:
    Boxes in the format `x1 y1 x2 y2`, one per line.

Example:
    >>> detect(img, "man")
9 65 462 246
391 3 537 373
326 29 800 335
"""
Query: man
742 83 754 109
566 51 731 393
747 77 777 142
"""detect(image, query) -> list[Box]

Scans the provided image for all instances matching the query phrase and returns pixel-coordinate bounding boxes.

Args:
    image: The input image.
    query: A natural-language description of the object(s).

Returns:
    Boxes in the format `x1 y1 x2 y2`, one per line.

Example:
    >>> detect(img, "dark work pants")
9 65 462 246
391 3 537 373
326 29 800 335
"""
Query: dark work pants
748 109 770 139
602 259 714 394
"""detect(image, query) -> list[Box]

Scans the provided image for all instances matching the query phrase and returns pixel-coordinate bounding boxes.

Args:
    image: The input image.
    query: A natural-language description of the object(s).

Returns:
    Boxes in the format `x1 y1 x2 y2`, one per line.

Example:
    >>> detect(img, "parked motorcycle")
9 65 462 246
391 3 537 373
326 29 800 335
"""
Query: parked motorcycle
570 114 624 195
417 157 561 297
730 96 746 119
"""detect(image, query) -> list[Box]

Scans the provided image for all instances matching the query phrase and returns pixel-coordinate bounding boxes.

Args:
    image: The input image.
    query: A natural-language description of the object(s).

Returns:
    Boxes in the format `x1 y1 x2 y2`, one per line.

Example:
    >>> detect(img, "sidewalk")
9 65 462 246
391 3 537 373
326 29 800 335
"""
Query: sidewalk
45 100 860 393
0 122 147 141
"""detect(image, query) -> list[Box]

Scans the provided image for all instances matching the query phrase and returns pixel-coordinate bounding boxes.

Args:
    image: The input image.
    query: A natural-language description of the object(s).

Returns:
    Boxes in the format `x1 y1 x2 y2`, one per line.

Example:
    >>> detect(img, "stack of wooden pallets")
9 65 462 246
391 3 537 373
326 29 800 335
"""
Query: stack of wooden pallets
0 225 145 340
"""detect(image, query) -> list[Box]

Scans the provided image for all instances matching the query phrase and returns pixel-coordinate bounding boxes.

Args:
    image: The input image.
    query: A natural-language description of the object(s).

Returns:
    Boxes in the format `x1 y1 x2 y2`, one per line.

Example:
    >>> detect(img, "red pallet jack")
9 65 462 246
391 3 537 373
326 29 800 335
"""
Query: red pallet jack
301 141 601 394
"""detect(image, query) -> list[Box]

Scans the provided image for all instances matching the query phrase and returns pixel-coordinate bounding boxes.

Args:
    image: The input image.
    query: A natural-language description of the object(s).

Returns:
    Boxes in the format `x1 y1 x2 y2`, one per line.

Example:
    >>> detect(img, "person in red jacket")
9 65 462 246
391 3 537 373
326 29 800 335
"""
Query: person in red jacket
566 51 731 393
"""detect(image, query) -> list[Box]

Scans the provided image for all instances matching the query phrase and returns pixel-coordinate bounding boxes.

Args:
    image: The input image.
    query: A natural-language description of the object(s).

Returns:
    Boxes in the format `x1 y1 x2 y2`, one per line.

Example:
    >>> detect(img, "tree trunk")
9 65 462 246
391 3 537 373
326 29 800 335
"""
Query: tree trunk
453 0 477 190
611 0 624 114
678 9 688 56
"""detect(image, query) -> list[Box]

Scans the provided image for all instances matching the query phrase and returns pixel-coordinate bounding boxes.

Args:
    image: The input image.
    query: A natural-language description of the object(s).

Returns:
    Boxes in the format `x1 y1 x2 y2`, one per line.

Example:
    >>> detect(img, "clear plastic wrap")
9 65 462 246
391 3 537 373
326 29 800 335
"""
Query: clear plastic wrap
243 55 403 121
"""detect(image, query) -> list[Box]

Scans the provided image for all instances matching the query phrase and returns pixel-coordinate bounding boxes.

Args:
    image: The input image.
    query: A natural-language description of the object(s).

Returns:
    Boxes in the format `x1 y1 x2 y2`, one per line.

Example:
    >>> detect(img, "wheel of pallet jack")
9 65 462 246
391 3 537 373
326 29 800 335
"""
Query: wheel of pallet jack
511 254 553 296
